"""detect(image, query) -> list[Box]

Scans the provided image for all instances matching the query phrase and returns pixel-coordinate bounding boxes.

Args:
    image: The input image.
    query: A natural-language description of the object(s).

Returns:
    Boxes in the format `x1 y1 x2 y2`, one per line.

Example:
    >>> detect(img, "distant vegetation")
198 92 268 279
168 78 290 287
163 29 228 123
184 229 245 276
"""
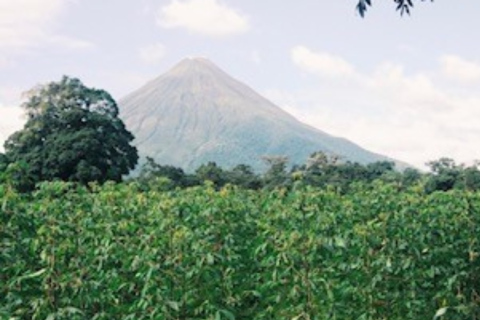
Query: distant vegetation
4 135 480 194
135 153 480 195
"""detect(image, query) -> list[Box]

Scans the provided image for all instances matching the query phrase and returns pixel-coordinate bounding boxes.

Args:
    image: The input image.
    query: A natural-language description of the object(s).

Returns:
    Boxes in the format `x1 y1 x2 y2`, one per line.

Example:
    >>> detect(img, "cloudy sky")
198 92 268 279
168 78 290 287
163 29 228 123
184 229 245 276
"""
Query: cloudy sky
1 0 480 168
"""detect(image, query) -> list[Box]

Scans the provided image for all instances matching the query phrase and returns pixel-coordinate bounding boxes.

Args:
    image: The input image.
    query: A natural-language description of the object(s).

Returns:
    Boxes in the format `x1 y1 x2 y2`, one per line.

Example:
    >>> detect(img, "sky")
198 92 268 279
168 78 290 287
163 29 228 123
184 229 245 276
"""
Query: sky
1 0 480 169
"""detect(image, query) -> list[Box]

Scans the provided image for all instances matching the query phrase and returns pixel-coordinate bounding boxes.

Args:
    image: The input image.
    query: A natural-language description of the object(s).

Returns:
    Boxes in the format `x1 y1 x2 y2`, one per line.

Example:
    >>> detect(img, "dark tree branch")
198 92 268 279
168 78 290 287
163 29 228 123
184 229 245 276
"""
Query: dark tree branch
357 0 434 17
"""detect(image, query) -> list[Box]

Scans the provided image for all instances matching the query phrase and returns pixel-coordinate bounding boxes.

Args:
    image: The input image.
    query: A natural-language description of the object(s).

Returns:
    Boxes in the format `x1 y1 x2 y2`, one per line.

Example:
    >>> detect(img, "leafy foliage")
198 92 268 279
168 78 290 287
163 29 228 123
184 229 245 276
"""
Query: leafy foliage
226 164 262 190
1 181 479 319
261 155 290 189
425 158 480 194
0 153 7 171
138 156 198 190
195 162 228 189
3 76 138 189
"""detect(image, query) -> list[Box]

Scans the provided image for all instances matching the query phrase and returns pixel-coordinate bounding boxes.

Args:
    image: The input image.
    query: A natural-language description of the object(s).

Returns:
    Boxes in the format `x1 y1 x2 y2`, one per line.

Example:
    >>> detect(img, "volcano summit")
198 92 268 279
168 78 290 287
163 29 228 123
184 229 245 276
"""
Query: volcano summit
119 57 396 171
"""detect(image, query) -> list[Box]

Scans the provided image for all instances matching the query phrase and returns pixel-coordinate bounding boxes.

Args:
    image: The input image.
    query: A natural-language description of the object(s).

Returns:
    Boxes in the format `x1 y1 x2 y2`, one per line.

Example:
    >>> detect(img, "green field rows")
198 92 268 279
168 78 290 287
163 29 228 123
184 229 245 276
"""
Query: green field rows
1 181 479 319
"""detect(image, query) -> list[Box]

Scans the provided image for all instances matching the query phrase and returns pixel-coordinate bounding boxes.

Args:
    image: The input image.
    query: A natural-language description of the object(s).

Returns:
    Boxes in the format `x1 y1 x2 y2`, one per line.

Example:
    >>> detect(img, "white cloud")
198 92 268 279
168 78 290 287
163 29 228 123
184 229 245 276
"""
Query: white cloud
367 62 446 110
157 0 250 37
285 47 480 168
139 43 167 65
440 54 480 83
0 0 93 53
0 0 64 48
291 46 355 78
0 0 64 26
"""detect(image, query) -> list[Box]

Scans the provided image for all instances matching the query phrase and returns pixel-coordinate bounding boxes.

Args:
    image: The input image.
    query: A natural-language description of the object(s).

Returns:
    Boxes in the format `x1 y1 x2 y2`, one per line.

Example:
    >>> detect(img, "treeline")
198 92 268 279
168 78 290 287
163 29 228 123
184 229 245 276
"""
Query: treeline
135 153 480 194
3 145 480 195
1 76 480 195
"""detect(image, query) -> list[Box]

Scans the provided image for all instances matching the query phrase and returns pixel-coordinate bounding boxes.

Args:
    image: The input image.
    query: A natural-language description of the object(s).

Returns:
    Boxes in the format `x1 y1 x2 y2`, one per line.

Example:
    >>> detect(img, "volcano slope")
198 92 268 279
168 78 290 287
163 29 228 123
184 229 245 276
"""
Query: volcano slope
119 57 398 171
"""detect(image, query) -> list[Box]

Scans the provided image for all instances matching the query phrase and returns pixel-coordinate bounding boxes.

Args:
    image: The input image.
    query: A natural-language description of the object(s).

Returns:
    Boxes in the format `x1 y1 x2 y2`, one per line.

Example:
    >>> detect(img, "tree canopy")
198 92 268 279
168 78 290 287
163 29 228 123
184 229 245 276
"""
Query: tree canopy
3 76 138 189
135 151 480 195
356 0 434 17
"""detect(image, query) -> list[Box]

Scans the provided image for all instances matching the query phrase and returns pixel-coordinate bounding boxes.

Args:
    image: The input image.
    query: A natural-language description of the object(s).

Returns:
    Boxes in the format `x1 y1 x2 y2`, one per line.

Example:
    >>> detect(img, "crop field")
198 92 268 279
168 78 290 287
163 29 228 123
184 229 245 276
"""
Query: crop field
1 181 479 319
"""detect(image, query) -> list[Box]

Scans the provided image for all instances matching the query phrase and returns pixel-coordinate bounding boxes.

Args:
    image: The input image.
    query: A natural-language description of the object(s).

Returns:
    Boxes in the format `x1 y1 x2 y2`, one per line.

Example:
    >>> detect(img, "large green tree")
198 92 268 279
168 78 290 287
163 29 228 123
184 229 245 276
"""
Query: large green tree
3 76 138 187
356 0 433 17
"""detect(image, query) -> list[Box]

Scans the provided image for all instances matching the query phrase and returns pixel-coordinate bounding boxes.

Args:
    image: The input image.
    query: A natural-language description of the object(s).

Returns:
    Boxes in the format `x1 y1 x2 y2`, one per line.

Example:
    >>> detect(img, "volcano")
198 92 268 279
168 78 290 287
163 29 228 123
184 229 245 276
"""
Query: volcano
119 57 397 171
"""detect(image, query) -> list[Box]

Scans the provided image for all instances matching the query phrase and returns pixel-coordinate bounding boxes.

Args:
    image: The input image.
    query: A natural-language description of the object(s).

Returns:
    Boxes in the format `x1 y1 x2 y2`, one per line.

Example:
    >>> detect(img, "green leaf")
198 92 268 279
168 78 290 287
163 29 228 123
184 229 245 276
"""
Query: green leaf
207 253 214 265
60 307 84 315
14 268 46 283
220 309 235 320
433 307 448 319
166 300 179 312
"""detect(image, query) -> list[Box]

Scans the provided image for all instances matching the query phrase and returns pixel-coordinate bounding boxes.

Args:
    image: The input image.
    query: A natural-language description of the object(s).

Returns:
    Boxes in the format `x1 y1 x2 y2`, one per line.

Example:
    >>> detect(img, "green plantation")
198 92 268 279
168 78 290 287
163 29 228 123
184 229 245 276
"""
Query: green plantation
1 181 479 319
